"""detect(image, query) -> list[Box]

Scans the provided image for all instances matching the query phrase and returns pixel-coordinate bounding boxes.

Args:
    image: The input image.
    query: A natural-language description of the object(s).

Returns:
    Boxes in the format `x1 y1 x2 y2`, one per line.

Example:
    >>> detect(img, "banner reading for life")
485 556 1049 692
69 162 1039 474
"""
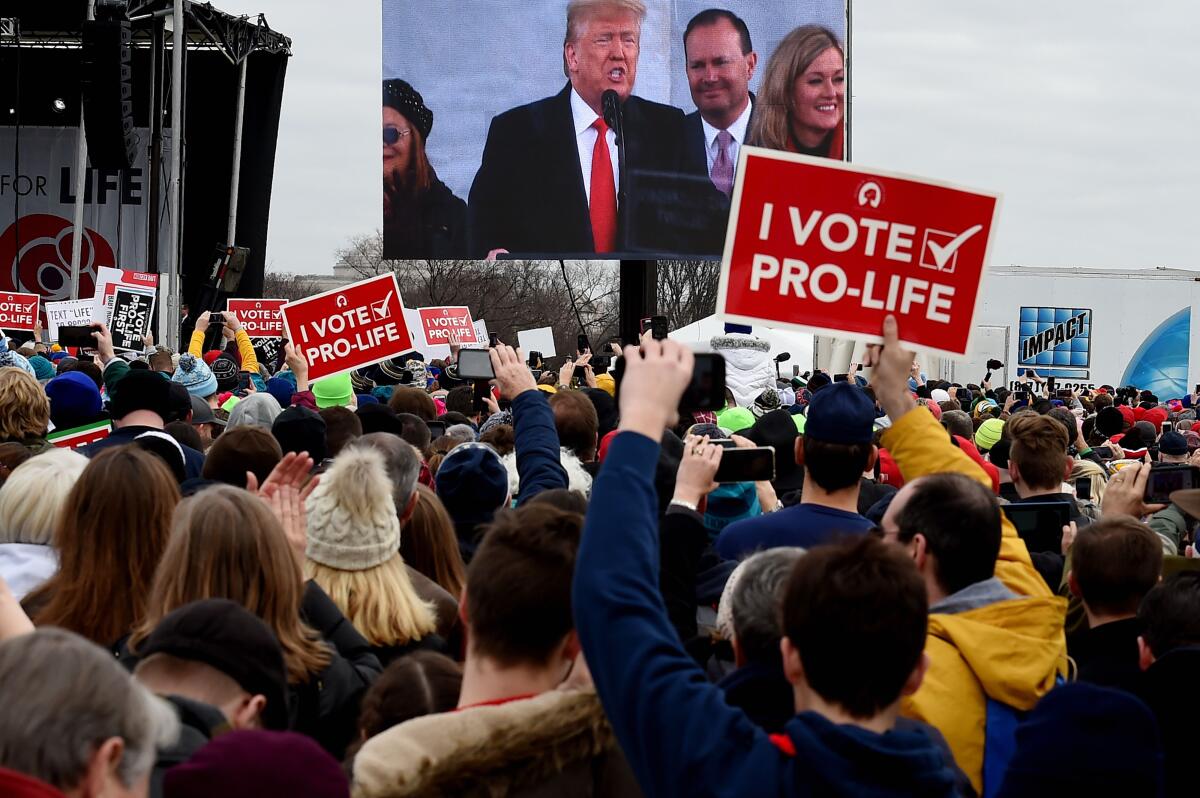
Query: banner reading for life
717 147 1002 357
281 273 410 382
0 126 169 305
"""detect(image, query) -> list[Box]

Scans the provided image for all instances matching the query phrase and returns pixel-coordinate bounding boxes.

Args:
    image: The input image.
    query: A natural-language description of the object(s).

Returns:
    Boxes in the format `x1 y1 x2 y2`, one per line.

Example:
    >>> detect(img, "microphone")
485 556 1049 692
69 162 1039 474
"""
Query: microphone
601 89 623 143
774 352 791 363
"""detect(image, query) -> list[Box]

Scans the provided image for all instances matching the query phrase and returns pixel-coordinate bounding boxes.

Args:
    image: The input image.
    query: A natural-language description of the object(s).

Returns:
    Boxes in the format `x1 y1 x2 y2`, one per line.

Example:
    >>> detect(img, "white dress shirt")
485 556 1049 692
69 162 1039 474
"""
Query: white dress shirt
701 98 753 176
570 88 620 207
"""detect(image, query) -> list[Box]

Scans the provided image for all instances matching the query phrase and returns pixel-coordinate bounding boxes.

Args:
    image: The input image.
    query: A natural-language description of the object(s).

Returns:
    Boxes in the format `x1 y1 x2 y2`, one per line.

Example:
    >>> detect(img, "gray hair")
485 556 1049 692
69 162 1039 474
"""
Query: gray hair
731 548 807 664
445 423 477 444
352 432 423 508
0 628 179 791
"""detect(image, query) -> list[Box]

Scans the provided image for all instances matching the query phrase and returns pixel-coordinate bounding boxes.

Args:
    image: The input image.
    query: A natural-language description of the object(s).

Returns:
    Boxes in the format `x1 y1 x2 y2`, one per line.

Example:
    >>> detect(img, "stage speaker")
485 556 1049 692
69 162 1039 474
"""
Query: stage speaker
81 16 137 170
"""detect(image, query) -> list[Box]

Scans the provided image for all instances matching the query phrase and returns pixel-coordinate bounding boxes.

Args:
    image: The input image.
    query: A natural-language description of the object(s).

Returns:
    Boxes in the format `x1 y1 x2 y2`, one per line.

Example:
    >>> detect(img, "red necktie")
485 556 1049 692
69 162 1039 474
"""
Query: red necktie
589 118 617 253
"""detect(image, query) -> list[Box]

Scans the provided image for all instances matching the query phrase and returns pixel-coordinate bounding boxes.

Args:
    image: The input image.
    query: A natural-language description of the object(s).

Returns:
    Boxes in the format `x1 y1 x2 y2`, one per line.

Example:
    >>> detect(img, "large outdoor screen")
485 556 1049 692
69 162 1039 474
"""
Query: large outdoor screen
381 0 849 260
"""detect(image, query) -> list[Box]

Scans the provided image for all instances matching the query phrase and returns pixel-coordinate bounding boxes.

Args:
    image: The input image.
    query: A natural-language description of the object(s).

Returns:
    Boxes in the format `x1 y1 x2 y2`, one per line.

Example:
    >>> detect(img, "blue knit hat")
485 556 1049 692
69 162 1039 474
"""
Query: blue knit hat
27 355 55 382
45 371 103 429
171 353 218 398
435 442 509 526
265 377 295 408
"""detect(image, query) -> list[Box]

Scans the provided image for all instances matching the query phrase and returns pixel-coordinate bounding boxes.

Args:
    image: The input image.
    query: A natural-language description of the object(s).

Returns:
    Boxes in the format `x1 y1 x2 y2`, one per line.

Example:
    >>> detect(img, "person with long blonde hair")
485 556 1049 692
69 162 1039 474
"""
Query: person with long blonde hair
25 447 178 650
747 24 845 158
304 446 444 667
127 481 381 757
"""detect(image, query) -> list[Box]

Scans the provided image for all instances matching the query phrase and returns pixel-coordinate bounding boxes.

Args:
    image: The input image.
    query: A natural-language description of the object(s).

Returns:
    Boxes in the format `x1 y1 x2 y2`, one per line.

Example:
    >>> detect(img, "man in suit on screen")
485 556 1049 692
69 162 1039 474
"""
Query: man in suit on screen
680 9 757 198
468 0 686 258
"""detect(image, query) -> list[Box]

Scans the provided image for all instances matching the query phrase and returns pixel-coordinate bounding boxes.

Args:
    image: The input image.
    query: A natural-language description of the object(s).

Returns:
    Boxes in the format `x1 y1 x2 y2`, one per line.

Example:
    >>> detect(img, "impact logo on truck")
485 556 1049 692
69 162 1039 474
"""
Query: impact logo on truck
1018 307 1091 367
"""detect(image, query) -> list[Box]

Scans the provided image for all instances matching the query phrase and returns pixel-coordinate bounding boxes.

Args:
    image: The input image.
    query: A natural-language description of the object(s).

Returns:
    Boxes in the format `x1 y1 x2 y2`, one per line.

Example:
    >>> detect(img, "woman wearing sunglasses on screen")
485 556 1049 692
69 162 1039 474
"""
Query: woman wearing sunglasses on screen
382 79 467 259
747 24 844 159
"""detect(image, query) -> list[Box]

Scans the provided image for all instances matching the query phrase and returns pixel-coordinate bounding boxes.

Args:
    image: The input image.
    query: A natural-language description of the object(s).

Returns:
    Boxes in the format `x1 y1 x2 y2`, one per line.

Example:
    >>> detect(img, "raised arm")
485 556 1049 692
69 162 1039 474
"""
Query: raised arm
573 340 782 798
490 344 567 502
866 315 1049 598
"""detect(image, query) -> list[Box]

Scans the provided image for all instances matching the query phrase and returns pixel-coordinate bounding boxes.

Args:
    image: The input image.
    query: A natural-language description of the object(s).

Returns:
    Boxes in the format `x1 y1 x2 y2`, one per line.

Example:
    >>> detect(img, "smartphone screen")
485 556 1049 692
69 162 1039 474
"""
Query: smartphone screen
1001 502 1070 554
613 352 726 412
1145 465 1200 504
651 316 668 341
57 325 98 349
577 333 591 353
488 332 499 348
714 446 776 483
1075 477 1092 502
456 349 496 380
425 420 447 439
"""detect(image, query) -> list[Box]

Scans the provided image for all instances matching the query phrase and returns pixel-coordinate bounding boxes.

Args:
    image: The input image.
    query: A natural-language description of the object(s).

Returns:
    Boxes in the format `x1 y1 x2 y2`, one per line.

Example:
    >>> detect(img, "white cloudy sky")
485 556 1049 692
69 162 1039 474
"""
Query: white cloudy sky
223 1 1199 275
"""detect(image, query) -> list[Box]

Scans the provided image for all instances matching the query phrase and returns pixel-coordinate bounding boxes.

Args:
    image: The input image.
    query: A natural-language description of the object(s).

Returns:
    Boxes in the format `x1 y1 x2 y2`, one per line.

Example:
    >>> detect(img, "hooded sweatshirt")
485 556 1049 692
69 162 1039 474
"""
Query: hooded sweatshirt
352 689 640 797
882 407 1068 795
573 431 962 798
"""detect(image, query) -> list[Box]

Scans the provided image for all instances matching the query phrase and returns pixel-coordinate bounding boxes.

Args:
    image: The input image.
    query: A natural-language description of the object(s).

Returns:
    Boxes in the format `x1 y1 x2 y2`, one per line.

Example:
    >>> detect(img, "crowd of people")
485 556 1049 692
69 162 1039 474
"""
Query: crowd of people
0 307 1195 797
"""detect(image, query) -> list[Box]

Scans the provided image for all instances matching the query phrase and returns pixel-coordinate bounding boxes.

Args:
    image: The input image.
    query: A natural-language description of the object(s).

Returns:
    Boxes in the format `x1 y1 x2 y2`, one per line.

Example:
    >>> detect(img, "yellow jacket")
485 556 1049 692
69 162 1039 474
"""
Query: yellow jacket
188 329 259 376
882 407 1068 794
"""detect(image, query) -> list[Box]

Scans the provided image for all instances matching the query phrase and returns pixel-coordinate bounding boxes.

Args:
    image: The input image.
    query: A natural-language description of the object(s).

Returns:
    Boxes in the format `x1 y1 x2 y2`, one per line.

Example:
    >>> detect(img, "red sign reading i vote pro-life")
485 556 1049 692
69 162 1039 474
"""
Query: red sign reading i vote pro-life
717 147 1002 357
0 291 41 331
281 273 410 381
227 299 286 338
418 306 479 346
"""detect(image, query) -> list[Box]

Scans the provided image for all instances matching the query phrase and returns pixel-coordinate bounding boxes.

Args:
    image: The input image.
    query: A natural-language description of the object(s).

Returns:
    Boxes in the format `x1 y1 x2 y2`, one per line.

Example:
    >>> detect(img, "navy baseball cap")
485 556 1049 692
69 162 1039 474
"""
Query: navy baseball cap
1159 430 1188 456
804 381 876 445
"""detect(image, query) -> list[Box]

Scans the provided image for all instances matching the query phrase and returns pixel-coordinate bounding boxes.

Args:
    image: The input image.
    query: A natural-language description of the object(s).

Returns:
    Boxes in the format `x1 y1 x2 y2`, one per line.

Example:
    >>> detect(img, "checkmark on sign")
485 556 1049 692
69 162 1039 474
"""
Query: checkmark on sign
919 224 983 273
371 291 394 320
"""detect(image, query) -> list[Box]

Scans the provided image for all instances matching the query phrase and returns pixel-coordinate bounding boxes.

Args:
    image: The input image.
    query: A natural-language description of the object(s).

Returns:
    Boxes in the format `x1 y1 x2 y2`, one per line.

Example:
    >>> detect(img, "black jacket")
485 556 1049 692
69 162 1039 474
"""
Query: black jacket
468 83 686 256
382 177 468 259
1136 646 1200 798
1069 616 1144 692
150 696 228 798
295 580 383 758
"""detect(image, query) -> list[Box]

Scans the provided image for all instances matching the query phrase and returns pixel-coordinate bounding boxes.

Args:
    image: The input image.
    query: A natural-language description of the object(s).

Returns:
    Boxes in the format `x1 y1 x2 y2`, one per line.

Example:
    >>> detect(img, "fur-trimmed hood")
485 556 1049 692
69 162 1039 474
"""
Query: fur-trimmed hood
710 333 775 408
351 688 640 798
501 447 593 498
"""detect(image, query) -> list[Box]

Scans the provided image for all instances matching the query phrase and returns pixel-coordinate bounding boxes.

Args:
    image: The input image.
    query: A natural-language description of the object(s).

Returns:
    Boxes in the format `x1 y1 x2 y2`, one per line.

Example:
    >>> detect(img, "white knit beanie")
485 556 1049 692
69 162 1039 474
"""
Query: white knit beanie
305 446 399 570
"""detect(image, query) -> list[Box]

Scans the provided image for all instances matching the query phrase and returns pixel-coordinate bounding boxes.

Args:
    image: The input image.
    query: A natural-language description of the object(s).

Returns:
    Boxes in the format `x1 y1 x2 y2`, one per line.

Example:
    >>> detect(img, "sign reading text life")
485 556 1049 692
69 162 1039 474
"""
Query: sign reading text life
45 299 94 341
417 306 479 347
227 299 286 339
281 273 409 381
717 148 1002 357
0 291 40 331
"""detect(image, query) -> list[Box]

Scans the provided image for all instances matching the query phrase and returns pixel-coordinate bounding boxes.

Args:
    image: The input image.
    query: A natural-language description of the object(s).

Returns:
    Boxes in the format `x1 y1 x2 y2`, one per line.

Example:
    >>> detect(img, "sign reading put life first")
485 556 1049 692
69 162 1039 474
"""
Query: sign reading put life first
717 147 1002 357
281 273 410 382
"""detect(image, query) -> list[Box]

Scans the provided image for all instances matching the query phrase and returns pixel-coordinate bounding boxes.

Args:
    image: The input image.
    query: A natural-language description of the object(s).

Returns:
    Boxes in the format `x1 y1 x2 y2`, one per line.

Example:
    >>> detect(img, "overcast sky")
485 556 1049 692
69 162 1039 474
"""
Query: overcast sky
223 1 1199 275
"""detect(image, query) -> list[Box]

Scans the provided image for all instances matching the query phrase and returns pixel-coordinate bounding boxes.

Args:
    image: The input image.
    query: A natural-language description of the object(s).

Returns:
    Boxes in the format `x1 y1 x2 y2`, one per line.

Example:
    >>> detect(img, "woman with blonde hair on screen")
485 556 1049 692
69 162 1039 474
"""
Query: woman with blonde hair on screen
748 24 845 158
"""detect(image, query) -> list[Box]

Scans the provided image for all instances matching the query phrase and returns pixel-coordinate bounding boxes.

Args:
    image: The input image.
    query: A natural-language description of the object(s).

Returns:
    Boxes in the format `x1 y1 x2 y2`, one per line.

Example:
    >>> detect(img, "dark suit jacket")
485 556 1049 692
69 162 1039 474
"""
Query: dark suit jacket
681 93 756 183
468 83 685 256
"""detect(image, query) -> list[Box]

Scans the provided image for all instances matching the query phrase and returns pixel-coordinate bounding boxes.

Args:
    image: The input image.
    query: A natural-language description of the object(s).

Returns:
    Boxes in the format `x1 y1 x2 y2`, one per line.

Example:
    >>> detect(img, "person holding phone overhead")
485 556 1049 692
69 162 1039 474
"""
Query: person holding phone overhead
747 25 844 159
715 381 878 560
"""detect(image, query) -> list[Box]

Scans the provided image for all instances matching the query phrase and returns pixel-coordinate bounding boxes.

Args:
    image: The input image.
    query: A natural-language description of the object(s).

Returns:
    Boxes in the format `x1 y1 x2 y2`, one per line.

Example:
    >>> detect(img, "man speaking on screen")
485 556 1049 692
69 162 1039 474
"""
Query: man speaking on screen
468 0 686 257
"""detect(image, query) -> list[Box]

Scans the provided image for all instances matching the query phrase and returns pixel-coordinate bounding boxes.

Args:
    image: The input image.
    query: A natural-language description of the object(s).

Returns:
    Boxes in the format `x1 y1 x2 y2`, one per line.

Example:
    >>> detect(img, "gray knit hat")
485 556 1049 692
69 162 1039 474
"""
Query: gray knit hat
305 446 399 570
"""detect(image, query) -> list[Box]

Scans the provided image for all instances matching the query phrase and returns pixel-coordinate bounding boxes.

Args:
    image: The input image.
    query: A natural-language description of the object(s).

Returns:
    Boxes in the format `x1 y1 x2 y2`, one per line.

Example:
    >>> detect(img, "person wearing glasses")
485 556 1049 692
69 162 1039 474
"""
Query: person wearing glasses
382 79 467 259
